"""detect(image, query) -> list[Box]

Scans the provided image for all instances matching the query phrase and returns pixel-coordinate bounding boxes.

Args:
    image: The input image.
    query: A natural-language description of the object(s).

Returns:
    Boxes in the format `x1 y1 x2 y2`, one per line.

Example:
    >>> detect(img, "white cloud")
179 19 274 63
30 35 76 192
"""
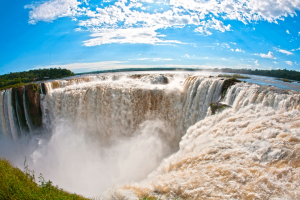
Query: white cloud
204 57 209 59
195 18 231 35
25 0 84 24
255 51 276 59
136 58 149 60
277 49 294 55
285 61 293 66
286 30 290 34
168 0 300 24
182 54 190 58
33 61 128 72
83 28 183 46
235 48 243 52
273 61 278 64
152 58 172 61
130 57 173 61
29 0 300 25
26 0 300 45
255 60 259 66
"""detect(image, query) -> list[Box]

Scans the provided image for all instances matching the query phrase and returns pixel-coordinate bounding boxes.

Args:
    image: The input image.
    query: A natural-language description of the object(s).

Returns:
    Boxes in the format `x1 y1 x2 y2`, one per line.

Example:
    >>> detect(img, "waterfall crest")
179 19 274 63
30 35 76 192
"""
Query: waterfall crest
39 74 223 145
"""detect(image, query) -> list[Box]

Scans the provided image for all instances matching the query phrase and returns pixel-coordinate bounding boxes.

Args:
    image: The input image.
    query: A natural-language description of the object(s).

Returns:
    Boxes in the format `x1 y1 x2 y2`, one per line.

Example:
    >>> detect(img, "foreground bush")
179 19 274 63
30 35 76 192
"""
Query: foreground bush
0 158 88 200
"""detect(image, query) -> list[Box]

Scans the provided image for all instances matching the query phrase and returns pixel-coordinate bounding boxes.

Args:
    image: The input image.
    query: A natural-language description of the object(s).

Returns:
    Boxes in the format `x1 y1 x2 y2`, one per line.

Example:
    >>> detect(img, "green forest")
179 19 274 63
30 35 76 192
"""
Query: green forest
0 68 74 90
214 68 300 82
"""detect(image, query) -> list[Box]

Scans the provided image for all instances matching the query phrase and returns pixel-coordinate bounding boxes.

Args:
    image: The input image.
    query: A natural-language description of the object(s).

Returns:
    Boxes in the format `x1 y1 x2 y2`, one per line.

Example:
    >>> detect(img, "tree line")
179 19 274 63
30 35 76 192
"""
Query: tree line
79 67 300 82
0 68 74 90
214 68 300 82
1 67 299 91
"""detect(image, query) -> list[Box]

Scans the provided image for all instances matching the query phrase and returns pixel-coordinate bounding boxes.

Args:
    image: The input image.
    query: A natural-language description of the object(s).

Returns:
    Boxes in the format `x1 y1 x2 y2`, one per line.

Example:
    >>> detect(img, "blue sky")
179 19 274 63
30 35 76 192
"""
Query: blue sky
0 0 300 74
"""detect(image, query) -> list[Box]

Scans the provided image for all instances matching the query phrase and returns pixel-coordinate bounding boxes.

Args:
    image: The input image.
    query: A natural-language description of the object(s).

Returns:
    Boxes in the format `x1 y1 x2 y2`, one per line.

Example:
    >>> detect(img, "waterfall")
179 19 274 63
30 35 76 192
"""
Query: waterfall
41 75 224 145
3 90 12 139
0 73 299 199
107 81 300 200
6 89 20 140
15 89 25 136
23 87 33 136
40 83 44 95
0 91 5 139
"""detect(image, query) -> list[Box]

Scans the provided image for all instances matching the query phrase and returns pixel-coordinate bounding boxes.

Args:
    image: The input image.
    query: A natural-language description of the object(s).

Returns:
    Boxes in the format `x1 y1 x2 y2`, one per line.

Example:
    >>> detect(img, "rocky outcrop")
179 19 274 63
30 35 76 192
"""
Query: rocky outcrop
41 82 47 95
208 78 240 115
210 102 231 115
14 87 29 133
221 78 241 99
24 84 42 128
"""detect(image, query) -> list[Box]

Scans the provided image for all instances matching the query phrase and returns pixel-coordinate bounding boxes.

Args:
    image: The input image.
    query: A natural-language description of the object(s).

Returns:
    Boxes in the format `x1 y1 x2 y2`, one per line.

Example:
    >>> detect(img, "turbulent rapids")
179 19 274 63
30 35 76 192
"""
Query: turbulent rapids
1 72 300 199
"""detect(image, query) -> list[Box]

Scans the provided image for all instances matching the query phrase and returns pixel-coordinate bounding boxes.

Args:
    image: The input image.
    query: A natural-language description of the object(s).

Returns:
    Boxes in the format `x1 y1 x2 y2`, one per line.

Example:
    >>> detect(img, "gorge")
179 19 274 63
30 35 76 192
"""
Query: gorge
0 72 300 199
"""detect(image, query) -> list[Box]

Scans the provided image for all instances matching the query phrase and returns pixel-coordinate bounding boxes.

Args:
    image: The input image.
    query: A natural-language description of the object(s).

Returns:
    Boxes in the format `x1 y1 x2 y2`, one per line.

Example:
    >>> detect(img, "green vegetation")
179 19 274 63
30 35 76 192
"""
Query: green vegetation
0 157 87 200
218 74 250 79
221 78 241 99
210 102 231 115
0 68 74 91
32 83 41 94
276 78 293 83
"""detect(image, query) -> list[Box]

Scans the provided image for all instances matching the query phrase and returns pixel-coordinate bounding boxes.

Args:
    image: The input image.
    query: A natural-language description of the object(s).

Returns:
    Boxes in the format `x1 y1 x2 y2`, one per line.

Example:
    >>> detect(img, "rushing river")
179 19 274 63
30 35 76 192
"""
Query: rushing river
0 72 299 199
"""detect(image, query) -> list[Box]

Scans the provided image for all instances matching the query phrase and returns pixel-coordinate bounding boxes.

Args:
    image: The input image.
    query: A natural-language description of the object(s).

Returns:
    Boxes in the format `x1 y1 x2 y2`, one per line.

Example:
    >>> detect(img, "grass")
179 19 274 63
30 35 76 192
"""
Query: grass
276 78 292 83
218 74 250 79
0 157 88 200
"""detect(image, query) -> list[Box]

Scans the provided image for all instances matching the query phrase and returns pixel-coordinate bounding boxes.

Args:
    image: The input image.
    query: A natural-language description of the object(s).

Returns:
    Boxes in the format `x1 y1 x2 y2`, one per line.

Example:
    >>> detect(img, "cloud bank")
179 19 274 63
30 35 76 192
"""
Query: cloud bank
25 0 300 46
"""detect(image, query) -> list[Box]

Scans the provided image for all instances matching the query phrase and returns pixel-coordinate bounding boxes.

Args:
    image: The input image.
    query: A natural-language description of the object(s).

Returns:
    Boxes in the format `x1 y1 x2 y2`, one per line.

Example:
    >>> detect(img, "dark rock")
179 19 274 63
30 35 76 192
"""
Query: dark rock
41 83 47 95
25 84 42 128
221 78 241 99
14 87 30 133
210 102 231 115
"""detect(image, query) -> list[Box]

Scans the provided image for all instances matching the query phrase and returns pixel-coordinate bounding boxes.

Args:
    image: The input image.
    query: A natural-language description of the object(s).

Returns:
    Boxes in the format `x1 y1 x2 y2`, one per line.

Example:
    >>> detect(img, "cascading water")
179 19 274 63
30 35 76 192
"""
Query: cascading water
40 74 223 146
0 72 299 199
106 82 300 200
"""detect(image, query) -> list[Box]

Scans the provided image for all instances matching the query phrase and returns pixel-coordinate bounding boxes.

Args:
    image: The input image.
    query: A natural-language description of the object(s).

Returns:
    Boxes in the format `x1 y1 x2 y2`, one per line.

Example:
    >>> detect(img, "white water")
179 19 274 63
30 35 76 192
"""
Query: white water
0 91 5 139
0 73 299 199
6 89 19 140
23 87 33 136
106 82 300 200
3 90 12 139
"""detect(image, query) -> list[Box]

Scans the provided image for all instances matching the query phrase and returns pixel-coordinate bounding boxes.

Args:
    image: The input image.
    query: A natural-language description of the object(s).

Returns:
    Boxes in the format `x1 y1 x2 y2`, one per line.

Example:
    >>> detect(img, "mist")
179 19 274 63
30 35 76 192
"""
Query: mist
0 118 177 198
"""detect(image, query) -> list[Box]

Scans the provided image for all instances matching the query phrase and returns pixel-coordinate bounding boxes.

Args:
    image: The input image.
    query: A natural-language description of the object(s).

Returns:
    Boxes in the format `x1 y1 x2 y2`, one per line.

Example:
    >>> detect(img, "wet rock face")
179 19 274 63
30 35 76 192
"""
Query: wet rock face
210 102 231 115
41 83 47 95
221 78 241 98
25 84 42 128
14 87 29 132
